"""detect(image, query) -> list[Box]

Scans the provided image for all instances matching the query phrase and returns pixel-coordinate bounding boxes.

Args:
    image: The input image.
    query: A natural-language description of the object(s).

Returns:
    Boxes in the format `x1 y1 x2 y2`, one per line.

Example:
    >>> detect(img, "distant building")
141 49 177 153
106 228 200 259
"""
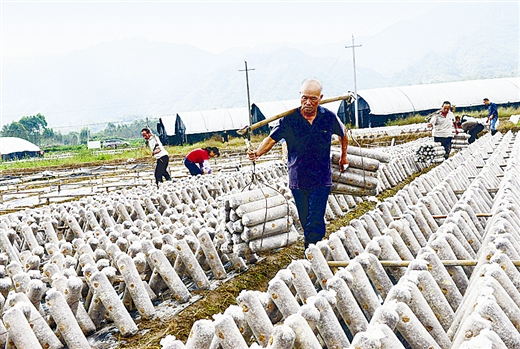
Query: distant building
158 114 186 146
158 106 266 145
0 137 43 161
157 77 520 145
340 77 520 128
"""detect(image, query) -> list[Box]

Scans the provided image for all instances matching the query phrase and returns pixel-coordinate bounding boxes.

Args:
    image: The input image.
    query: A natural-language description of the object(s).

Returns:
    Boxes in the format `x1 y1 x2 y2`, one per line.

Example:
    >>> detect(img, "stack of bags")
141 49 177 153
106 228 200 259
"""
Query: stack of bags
330 146 382 197
415 142 446 163
451 132 470 150
220 187 300 254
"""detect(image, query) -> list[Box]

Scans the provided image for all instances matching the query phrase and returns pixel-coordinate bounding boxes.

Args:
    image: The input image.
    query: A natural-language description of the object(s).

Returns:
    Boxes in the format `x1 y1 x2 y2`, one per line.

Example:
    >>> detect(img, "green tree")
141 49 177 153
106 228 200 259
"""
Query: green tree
42 128 55 139
53 130 63 144
18 113 48 145
104 123 117 136
1 121 29 140
79 127 90 144
64 132 80 145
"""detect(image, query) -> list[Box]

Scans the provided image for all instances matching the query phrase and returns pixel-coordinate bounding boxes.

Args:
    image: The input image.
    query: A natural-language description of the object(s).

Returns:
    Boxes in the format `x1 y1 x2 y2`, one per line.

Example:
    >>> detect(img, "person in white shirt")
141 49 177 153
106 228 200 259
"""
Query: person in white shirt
141 128 171 186
427 101 458 159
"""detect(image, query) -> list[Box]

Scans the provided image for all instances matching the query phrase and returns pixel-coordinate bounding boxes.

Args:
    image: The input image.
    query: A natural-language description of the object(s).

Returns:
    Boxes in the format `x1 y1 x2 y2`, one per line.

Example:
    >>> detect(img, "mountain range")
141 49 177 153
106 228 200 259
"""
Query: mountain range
2 2 519 132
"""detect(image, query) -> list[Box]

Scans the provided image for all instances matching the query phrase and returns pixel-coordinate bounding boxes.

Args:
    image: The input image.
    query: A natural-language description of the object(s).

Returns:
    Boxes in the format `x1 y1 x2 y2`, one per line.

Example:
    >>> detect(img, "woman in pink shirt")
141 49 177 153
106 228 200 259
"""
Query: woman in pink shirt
184 147 220 175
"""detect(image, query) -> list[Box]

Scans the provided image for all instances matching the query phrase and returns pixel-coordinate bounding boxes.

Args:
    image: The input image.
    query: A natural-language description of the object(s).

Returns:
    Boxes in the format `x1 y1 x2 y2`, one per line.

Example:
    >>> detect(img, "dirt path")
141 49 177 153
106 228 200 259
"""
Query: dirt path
116 166 428 349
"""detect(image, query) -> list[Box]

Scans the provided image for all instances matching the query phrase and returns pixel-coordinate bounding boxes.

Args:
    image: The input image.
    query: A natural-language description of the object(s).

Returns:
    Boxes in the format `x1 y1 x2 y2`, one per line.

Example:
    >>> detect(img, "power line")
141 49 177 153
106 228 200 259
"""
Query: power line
49 118 154 130
51 121 121 130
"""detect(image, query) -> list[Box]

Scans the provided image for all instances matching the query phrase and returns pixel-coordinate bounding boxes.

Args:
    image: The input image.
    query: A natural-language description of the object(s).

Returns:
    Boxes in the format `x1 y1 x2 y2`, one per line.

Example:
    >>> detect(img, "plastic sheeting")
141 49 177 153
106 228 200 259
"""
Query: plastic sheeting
163 107 249 136
358 77 520 115
159 114 179 136
159 77 520 136
0 137 41 155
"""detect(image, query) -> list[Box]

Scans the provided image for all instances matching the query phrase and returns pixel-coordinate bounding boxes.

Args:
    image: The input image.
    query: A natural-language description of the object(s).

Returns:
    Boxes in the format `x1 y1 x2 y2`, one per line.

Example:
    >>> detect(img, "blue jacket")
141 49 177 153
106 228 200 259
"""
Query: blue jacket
488 102 498 120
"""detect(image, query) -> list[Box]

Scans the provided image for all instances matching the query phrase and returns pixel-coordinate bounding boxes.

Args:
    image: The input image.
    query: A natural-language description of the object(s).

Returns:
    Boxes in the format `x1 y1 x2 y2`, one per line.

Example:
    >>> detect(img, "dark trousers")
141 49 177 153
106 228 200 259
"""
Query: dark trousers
291 186 331 244
155 155 171 185
184 158 202 176
434 136 453 159
468 124 485 144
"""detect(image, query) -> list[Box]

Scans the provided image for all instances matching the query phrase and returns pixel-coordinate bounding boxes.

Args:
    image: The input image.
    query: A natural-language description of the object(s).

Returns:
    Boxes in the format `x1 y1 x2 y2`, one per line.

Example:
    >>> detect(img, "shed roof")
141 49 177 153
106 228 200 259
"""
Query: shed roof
179 107 250 135
158 77 519 136
0 137 41 155
159 114 178 136
161 107 250 136
253 99 300 118
358 77 520 115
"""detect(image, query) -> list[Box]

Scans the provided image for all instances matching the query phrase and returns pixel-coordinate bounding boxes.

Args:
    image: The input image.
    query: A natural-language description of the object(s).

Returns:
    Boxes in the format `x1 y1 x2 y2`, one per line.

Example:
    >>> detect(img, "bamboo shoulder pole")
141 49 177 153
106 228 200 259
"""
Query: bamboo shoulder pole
453 189 498 194
328 260 520 268
393 213 492 220
237 94 353 135
431 213 492 219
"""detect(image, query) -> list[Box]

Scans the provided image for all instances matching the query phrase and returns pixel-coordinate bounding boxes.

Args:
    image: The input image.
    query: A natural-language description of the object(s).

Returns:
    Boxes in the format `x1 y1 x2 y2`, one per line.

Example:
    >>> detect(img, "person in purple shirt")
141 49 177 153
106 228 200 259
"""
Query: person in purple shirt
483 98 499 135
248 79 349 249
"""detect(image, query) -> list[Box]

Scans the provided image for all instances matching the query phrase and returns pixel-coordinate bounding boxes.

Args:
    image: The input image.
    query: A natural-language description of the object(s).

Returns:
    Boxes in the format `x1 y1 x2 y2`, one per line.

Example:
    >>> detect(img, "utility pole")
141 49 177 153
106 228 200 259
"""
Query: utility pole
239 61 255 136
345 35 362 128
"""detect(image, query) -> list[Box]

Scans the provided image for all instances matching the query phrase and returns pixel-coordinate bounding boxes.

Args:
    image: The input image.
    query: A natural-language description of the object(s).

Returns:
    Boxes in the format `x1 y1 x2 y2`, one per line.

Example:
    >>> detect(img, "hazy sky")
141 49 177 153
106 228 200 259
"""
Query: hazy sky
1 1 445 61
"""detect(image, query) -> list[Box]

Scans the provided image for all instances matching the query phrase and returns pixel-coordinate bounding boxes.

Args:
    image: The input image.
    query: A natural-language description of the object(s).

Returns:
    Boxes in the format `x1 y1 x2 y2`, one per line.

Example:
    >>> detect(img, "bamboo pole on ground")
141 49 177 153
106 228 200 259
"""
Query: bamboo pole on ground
328 260 520 268
393 213 493 220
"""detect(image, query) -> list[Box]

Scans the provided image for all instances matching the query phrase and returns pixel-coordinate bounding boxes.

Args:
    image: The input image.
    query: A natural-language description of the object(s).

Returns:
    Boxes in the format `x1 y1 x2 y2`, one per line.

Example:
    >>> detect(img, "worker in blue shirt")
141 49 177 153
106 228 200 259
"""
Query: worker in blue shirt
483 98 498 135
248 79 349 249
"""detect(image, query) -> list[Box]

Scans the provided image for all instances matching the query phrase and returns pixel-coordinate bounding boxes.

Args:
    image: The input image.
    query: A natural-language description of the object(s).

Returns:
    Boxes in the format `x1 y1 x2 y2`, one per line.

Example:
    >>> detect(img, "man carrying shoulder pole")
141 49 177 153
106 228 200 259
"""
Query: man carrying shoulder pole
248 78 349 249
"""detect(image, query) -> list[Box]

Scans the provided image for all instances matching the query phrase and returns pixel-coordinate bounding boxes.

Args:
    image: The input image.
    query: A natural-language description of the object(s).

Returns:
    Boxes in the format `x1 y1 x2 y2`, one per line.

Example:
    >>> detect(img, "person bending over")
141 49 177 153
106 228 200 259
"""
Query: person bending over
456 115 484 144
184 147 220 175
